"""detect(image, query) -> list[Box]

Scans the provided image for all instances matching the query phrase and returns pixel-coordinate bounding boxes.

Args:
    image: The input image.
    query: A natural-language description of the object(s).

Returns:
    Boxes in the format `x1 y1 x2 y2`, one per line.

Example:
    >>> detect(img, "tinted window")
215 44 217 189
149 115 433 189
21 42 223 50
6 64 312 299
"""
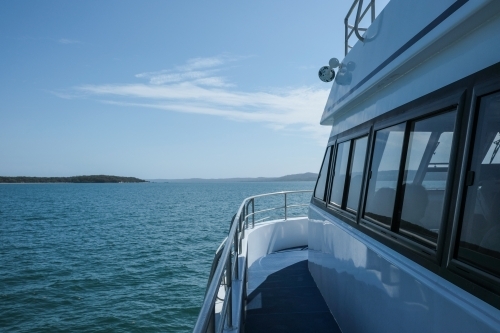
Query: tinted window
364 124 405 226
346 136 368 211
399 111 457 246
314 147 332 201
330 141 350 206
458 91 500 277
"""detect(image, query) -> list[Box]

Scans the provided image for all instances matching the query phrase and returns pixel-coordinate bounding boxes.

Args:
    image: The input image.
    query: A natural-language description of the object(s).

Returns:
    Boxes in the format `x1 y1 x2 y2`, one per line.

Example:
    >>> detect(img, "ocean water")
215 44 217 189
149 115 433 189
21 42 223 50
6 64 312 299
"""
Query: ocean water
0 181 314 332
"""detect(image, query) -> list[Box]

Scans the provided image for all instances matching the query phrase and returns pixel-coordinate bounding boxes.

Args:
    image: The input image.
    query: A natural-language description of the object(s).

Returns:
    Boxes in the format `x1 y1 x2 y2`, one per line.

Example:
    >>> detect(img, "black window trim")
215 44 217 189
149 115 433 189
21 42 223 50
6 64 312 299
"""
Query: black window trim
313 145 333 202
345 135 370 215
326 128 371 222
311 141 337 207
359 104 461 248
328 140 350 209
446 78 500 297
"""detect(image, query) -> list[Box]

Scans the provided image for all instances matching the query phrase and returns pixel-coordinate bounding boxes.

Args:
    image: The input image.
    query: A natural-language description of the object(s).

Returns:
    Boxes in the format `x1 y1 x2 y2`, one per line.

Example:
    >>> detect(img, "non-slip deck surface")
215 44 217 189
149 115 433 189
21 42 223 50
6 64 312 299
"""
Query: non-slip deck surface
245 250 340 333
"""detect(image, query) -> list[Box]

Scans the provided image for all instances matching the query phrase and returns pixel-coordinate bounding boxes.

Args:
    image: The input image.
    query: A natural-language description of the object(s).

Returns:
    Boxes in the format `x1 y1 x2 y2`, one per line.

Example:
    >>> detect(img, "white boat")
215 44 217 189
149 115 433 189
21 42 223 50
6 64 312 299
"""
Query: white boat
194 0 500 331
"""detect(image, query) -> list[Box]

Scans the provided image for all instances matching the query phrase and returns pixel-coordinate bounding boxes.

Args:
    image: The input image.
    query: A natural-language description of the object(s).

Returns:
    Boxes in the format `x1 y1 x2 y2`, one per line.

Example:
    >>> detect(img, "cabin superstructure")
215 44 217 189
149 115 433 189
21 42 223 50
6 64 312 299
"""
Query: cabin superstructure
194 0 500 332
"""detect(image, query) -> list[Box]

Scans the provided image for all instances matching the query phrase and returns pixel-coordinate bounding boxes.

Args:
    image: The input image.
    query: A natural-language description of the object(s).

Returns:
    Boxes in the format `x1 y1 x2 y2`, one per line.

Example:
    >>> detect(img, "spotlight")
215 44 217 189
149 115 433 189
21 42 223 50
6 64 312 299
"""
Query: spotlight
329 58 340 69
318 66 335 83
318 58 339 83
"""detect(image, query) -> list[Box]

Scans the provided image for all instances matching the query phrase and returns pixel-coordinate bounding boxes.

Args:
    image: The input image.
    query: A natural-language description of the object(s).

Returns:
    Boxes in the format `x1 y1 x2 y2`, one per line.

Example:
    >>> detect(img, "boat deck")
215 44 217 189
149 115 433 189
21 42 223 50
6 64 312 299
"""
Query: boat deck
245 249 340 333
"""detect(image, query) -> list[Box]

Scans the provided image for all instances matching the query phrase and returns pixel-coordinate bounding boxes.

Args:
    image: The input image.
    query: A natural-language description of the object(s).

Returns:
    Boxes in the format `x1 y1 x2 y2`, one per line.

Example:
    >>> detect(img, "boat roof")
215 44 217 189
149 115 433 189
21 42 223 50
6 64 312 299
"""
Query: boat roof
322 0 500 137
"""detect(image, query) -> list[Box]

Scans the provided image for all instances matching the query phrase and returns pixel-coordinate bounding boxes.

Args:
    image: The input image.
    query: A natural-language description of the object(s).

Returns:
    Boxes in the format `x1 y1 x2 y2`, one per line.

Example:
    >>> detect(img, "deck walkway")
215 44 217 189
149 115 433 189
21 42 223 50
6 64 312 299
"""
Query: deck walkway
245 249 340 333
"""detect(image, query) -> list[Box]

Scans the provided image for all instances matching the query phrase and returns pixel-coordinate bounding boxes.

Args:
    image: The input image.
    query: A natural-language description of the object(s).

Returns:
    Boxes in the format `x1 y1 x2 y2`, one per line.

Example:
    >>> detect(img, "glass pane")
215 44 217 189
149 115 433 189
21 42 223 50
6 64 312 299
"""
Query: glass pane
404 132 430 183
458 92 500 277
330 141 350 206
423 132 453 190
481 131 500 164
346 136 368 211
364 123 405 226
399 111 457 246
314 147 332 201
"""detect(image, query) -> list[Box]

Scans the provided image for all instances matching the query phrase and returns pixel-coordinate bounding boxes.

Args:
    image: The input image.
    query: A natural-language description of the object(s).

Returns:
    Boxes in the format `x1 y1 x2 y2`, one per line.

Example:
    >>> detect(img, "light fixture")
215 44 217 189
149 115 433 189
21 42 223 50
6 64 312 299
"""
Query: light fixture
318 58 340 83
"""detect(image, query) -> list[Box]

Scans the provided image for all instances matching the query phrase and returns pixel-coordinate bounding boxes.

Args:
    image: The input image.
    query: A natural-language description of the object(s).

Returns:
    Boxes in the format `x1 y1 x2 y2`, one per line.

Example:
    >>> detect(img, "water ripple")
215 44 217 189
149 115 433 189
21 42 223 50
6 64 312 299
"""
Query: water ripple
0 182 313 332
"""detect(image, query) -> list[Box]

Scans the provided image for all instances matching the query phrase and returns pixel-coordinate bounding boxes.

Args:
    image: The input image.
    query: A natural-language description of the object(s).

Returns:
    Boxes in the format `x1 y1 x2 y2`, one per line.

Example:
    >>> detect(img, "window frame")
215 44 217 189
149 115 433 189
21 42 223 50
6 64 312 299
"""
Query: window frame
362 121 408 229
359 105 461 251
313 83 465 265
325 126 371 222
345 135 370 214
398 111 459 247
446 79 500 298
313 145 334 202
328 140 350 208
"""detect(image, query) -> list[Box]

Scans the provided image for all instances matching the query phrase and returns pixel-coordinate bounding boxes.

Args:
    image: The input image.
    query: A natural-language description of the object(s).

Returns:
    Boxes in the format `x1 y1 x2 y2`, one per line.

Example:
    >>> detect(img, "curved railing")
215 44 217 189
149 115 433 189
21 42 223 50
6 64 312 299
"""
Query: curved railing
345 0 376 55
192 190 313 333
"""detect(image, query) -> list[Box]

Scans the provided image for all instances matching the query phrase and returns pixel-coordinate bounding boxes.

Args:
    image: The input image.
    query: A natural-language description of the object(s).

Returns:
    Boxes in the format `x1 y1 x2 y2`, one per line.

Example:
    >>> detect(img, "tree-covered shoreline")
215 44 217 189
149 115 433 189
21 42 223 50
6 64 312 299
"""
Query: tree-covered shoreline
0 175 147 183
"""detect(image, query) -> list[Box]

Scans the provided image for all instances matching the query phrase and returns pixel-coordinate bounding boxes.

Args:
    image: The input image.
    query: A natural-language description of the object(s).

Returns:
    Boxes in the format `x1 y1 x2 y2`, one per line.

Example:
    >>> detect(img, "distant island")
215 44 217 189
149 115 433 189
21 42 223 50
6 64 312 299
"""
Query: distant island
0 175 147 183
149 172 318 183
0 173 318 184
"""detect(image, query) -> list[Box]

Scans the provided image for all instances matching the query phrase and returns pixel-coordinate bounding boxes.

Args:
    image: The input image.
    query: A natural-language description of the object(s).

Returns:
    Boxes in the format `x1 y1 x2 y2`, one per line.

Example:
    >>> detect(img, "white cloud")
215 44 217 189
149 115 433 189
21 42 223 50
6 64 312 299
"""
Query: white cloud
58 38 82 44
180 56 225 70
65 56 331 143
135 70 208 85
193 77 234 87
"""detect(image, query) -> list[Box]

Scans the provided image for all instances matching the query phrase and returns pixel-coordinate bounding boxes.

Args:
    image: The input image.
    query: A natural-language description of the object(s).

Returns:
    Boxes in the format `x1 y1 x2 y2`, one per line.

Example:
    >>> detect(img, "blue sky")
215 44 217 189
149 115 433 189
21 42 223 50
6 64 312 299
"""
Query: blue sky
0 1 388 179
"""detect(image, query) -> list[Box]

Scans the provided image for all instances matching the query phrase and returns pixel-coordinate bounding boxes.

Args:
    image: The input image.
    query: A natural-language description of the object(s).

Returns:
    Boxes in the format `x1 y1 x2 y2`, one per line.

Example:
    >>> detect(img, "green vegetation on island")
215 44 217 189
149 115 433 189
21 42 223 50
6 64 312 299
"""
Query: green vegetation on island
0 175 147 183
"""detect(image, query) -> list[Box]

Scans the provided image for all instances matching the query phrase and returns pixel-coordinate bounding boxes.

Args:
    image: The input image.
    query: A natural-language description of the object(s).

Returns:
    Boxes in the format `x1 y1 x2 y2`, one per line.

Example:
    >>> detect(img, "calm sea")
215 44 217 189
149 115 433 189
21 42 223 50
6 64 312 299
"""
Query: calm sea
0 181 314 332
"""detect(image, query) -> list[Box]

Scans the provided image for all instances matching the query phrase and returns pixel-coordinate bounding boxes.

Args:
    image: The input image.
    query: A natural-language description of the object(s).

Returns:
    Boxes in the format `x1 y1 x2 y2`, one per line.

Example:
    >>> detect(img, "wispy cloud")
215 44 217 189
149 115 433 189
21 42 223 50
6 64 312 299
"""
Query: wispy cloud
179 56 226 71
61 56 331 143
134 70 232 87
58 38 82 45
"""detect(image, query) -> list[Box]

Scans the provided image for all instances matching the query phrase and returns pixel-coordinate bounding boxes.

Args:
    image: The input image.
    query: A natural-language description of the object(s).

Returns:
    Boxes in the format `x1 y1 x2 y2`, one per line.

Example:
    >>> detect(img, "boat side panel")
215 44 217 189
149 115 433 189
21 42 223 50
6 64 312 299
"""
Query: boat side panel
308 205 500 333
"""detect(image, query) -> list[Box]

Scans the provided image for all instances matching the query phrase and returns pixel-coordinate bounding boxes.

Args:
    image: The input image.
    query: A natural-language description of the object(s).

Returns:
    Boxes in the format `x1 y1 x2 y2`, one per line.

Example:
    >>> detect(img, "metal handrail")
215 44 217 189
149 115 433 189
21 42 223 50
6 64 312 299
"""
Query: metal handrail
193 190 313 333
205 238 226 295
244 203 309 218
345 0 376 55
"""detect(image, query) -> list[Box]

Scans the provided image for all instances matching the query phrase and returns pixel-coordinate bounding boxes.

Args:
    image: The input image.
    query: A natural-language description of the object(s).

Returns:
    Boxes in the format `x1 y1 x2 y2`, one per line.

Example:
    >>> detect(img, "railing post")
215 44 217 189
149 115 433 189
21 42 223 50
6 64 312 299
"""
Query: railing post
354 0 365 42
234 227 239 280
345 17 348 56
371 0 375 22
239 206 244 255
226 256 233 329
245 202 248 229
284 193 287 220
252 199 255 228
240 207 245 232
242 204 246 231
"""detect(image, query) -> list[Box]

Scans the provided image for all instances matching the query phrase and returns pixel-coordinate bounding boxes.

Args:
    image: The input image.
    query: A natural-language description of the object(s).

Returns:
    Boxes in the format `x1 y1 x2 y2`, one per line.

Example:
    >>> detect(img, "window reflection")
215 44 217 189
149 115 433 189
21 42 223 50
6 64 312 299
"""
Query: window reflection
364 124 405 226
314 147 332 201
458 91 500 277
481 132 500 164
330 141 350 206
399 111 457 246
346 136 368 211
